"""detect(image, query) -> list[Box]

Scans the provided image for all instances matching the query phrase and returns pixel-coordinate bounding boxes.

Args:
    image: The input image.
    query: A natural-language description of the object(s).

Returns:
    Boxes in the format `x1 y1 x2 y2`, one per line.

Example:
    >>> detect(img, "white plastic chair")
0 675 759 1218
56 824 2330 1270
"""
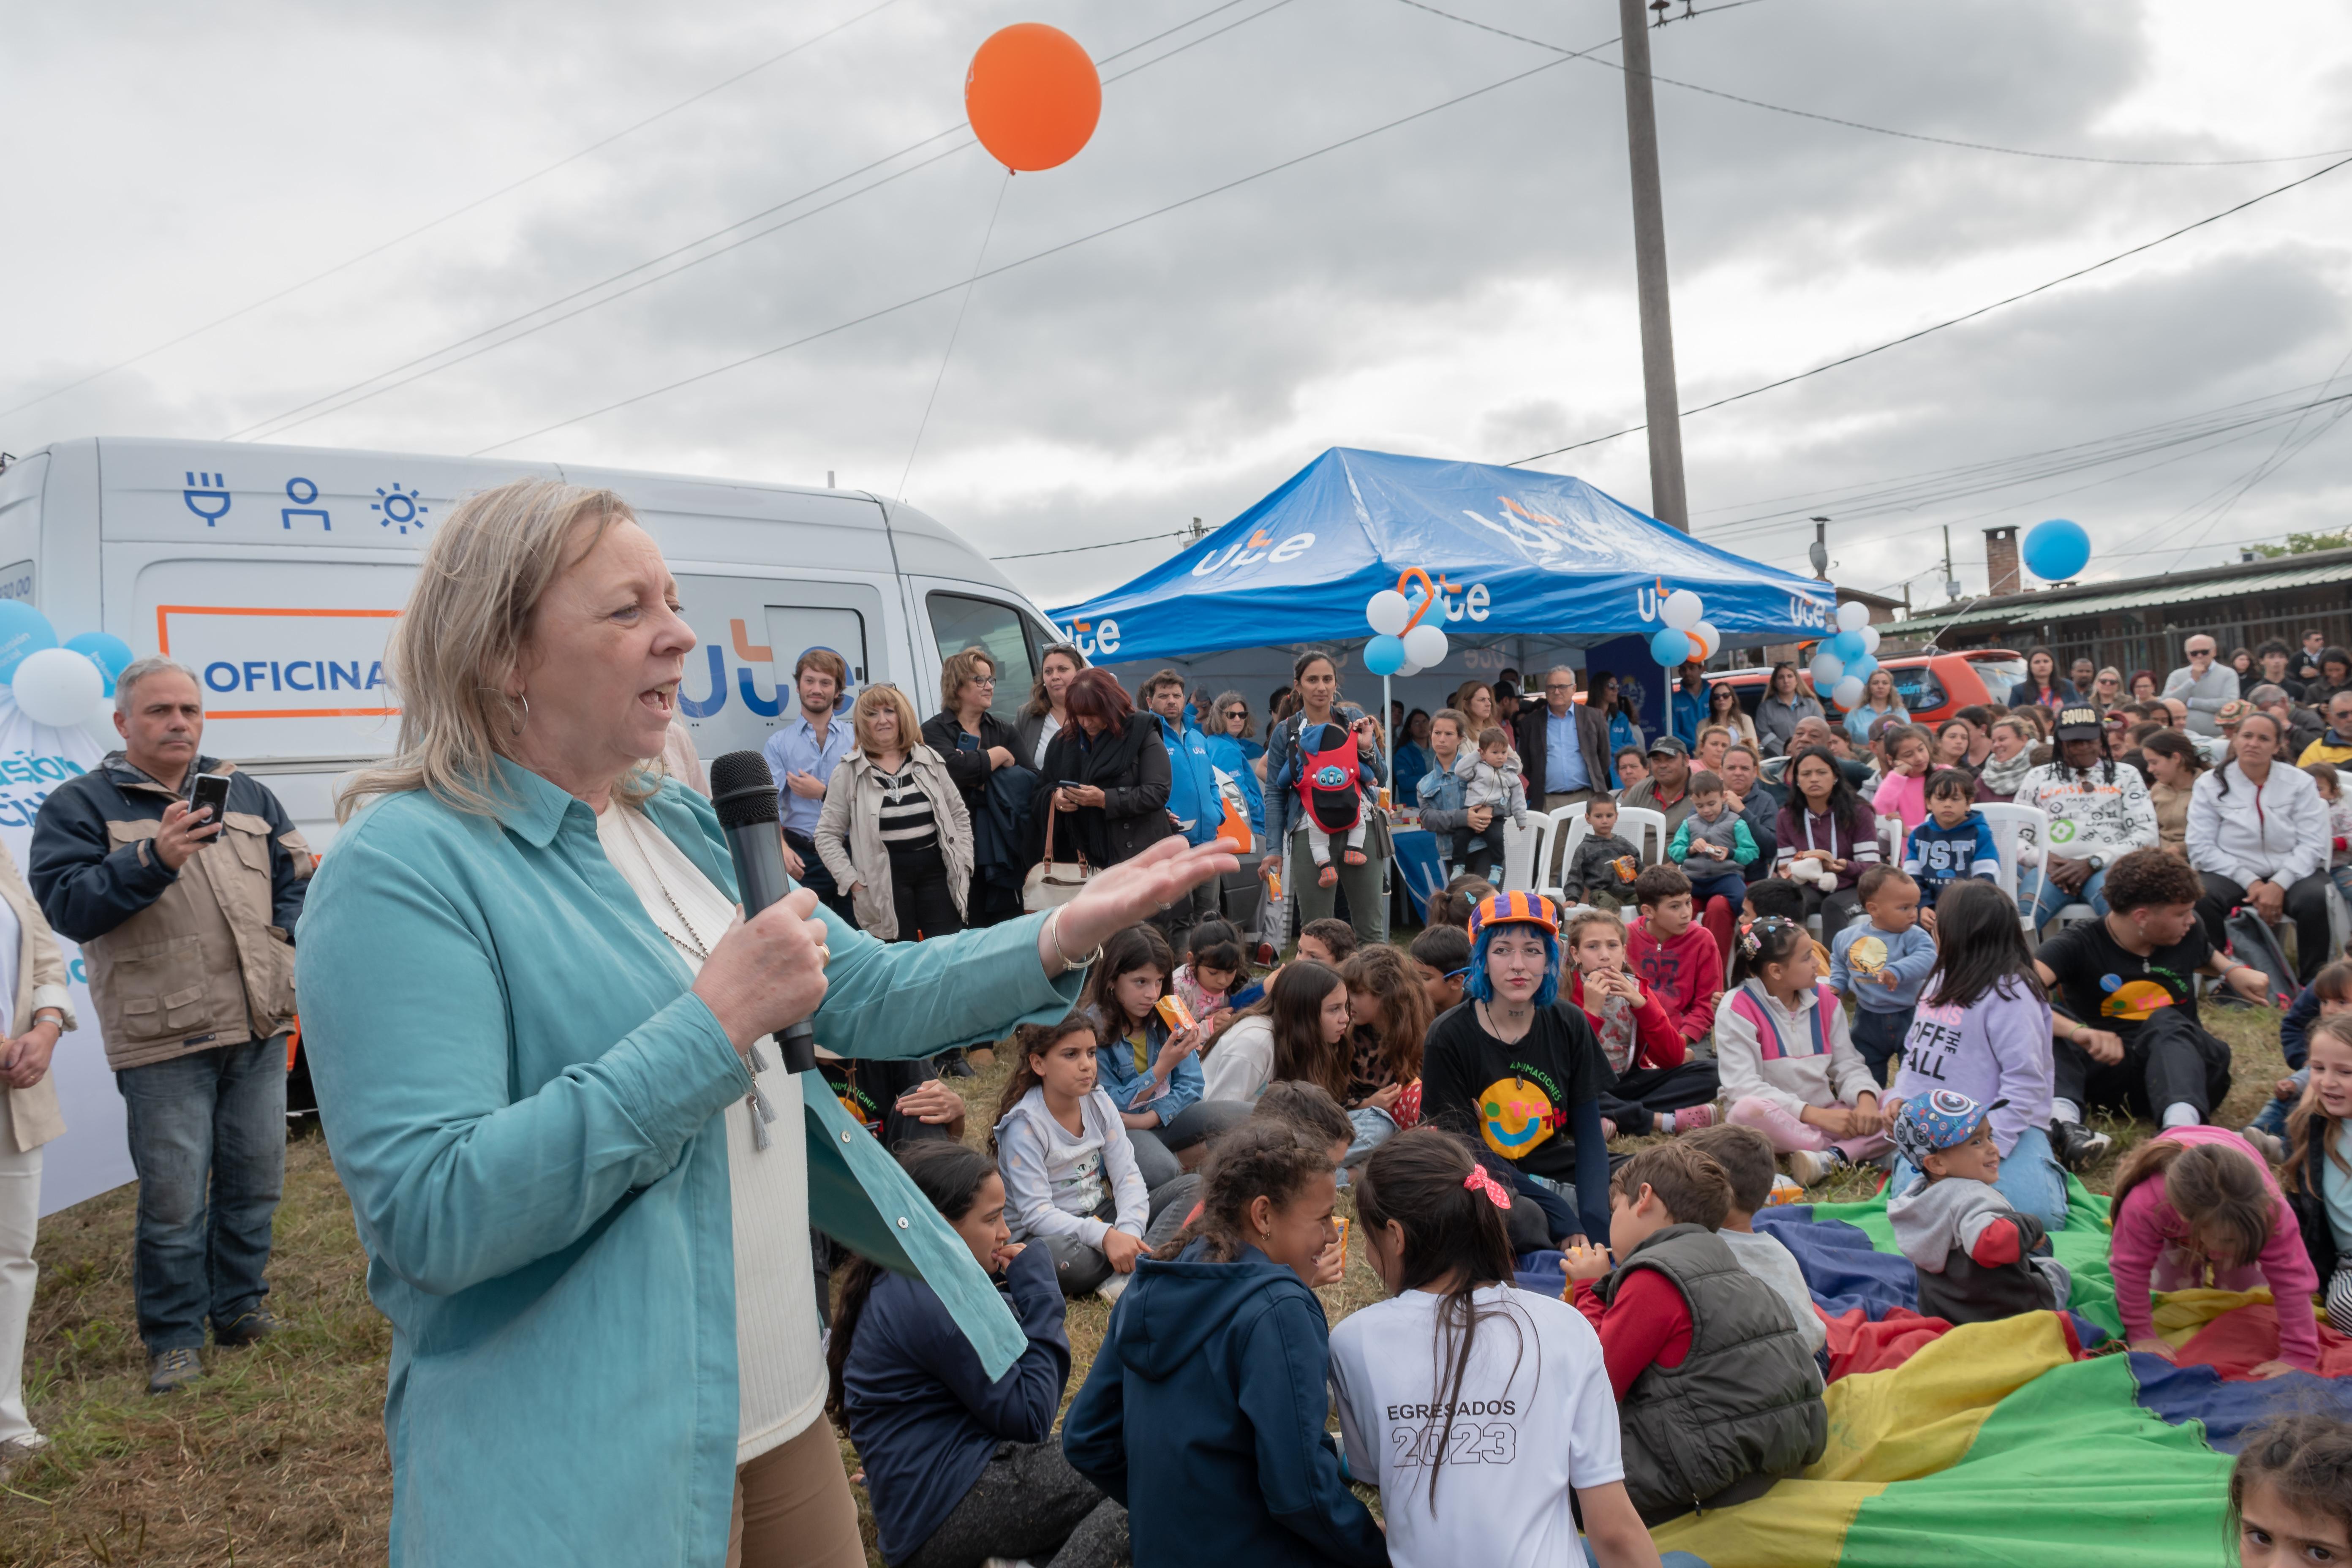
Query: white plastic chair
1500 817 1539 893
1534 801 1590 903
1973 802 2051 934
1875 814 1906 874
2330 882 2352 956
1615 806 1671 869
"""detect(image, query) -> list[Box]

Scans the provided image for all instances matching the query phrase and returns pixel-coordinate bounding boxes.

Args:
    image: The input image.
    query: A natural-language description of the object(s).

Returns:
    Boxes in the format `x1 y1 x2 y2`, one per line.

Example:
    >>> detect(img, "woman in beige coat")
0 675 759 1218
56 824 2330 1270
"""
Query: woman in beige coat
815 685 974 943
0 838 76 1468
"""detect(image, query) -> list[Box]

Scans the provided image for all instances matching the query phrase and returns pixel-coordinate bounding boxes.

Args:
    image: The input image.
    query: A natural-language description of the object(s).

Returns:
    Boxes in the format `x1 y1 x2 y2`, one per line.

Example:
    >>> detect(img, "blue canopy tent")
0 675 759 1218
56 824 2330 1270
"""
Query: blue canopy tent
1051 447 1837 735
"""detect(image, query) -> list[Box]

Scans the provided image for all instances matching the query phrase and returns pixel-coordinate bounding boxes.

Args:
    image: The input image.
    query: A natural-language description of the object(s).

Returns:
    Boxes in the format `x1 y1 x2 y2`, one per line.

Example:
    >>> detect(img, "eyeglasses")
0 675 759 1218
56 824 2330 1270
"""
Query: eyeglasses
968 675 997 686
1223 708 1245 719
2188 648 2215 659
1544 683 1574 693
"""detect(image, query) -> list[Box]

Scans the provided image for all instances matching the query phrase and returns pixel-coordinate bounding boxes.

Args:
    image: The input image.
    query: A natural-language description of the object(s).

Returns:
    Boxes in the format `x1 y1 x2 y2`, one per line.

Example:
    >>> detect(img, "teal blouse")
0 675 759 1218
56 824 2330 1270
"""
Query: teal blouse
295 760 1083 1566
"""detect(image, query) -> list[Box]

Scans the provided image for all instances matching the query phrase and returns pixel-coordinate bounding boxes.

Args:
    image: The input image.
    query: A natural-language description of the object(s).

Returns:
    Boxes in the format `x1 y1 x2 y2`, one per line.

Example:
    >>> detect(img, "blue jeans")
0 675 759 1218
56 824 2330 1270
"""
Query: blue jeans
2254 1067 2309 1137
1687 869 1748 912
2025 866 2109 930
1888 1124 2069 1232
117 1037 288 1352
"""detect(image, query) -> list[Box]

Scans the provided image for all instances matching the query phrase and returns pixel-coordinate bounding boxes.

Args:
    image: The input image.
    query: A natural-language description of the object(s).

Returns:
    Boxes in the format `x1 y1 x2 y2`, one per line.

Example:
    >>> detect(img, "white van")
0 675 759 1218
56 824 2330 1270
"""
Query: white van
0 437 1063 847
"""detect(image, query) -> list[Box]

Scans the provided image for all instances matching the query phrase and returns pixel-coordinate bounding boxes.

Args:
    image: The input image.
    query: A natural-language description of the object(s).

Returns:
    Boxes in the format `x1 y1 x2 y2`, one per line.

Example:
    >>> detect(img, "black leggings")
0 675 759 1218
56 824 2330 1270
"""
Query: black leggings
898 1439 1127 1568
2194 871 2333 983
889 848 966 943
1799 882 1865 938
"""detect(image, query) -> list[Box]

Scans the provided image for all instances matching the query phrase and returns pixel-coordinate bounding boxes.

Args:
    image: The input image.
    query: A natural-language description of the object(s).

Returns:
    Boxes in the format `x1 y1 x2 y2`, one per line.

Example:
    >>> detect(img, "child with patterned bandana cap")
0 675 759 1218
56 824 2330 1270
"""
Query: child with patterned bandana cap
1886 1089 2071 1325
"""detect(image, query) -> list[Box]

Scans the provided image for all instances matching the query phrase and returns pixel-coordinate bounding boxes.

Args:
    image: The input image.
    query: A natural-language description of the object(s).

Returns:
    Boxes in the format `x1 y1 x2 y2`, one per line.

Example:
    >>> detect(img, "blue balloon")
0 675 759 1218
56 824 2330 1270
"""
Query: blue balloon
1650 626 1695 667
1827 629 1866 661
1846 652 1878 683
0 602 58 684
1364 634 1407 677
2023 518 2091 582
65 631 134 695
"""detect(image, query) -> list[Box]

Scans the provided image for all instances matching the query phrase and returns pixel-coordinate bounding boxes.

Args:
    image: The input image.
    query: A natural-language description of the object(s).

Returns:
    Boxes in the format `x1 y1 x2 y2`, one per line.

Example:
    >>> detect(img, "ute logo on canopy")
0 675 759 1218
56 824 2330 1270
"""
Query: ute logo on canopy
1188 528 1318 577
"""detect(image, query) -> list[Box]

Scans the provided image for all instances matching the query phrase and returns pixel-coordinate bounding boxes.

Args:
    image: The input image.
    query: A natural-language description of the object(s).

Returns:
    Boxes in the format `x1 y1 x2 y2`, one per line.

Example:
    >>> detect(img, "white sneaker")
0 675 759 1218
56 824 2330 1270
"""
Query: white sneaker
1098 1272 1132 1305
1787 1149 1840 1187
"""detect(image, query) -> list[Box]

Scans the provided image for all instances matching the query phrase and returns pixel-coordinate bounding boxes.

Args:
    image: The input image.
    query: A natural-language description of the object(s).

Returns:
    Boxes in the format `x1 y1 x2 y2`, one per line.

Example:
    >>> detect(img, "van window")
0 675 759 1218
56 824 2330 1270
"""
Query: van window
1889 664 1948 714
928 593 1037 726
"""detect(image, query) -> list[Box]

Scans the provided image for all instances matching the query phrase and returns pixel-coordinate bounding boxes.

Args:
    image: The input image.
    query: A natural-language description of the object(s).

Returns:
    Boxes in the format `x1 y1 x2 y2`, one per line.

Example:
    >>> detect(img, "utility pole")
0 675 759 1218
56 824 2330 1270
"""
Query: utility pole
1941 525 1962 602
1808 517 1829 579
1617 0 1688 531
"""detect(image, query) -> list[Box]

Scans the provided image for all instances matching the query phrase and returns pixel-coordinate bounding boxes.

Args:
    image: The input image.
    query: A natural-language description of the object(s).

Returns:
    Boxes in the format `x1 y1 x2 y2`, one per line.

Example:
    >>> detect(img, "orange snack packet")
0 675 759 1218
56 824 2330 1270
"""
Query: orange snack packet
1156 993 1197 1033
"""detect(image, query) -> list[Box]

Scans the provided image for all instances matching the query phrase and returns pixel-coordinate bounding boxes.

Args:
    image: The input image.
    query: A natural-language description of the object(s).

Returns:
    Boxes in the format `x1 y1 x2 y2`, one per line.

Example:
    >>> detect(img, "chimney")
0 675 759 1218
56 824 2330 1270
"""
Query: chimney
1984 525 2021 597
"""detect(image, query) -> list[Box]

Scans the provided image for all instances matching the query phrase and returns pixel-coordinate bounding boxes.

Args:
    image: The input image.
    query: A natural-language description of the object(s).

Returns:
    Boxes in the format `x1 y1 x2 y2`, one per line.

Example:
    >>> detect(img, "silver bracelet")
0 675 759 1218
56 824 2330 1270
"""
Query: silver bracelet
1045 908 1104 972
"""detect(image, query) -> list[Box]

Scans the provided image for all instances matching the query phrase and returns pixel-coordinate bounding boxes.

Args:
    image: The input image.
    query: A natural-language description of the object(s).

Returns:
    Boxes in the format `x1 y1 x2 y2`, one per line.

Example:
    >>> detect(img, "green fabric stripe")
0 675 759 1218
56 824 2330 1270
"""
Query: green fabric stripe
1835 1355 2231 1568
1810 1172 2123 1339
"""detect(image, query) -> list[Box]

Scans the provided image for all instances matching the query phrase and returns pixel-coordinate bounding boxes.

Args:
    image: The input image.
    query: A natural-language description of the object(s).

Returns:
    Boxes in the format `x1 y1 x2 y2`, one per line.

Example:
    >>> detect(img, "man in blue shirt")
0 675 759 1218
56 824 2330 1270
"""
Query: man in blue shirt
1142 669 1225 946
1671 662 1710 749
761 646 858 922
1511 665 1610 815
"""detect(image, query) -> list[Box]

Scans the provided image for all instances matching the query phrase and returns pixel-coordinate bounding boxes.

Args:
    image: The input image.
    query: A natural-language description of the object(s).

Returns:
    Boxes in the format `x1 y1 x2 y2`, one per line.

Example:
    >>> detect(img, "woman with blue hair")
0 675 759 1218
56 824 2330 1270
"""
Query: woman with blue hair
1420 891 1615 1251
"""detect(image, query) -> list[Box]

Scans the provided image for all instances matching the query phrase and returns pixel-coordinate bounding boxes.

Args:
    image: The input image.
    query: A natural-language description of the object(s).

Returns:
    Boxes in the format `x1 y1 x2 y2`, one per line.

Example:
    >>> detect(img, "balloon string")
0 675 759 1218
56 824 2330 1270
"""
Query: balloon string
898 169 1012 501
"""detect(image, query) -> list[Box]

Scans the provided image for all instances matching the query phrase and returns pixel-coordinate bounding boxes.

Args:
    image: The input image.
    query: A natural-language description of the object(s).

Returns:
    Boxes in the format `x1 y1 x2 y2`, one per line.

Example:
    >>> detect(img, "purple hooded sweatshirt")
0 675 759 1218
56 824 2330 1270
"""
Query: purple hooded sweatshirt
1887 980 2053 1155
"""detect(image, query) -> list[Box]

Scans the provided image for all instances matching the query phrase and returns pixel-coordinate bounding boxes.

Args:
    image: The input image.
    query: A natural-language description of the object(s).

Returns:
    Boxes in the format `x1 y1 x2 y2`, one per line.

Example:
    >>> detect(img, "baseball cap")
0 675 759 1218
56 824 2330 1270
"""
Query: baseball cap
2053 705 2103 742
1468 890 1559 940
1647 735 1689 759
1889 1089 2006 1171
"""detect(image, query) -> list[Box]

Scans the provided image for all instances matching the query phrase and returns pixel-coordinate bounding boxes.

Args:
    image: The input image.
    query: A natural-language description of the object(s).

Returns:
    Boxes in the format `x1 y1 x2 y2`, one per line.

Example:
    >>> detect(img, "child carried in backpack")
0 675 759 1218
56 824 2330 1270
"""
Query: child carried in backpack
1271 717 1377 887
1886 1089 2071 1325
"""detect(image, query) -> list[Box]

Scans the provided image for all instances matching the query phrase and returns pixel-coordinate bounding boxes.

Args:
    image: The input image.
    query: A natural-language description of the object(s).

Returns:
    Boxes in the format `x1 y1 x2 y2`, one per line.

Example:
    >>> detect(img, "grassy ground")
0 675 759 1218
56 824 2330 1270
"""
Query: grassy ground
1 996 2292 1565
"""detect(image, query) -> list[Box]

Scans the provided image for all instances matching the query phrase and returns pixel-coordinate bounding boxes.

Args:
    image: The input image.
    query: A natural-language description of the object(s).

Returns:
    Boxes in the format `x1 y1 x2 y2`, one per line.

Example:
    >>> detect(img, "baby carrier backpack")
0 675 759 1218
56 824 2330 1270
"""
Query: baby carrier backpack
1295 721 1364 834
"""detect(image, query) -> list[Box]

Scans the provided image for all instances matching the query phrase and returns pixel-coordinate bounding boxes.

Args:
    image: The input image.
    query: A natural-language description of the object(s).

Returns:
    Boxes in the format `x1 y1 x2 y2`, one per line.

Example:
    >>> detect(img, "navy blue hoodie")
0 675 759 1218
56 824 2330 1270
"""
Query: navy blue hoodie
840 1244 1073 1565
1063 1241 1388 1568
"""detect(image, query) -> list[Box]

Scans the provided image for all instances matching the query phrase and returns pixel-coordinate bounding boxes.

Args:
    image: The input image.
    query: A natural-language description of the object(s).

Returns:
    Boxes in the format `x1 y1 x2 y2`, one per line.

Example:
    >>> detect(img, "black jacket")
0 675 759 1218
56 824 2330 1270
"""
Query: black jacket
1513 702 1613 800
2289 1127 2341 1288
920 710 1021 817
2006 677 2079 710
1034 718 1174 868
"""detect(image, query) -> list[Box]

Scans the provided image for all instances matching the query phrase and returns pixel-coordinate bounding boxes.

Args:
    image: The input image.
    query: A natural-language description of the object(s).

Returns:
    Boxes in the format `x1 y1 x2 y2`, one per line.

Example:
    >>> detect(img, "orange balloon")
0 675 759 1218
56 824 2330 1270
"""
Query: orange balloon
965 22 1101 173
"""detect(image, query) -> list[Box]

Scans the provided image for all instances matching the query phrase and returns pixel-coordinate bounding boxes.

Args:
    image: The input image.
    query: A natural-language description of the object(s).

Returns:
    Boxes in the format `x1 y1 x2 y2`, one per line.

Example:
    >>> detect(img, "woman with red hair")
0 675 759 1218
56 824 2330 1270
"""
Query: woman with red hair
1035 669 1177 872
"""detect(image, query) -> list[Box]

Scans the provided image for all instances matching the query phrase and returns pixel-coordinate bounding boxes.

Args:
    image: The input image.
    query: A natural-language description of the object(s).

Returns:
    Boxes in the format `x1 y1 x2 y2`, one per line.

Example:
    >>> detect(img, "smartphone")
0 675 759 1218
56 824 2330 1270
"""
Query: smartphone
189 772 231 826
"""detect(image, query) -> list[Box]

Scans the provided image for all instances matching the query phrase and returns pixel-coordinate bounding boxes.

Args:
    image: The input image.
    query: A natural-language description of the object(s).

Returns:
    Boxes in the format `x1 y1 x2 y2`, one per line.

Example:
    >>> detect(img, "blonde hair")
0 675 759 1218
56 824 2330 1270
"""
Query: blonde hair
939 645 997 713
338 479 635 821
853 684 923 757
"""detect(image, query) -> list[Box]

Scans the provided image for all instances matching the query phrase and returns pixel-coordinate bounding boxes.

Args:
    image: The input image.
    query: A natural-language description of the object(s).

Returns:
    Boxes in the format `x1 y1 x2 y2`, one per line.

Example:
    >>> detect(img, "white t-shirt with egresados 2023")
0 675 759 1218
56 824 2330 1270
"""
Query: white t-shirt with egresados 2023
1327 1283 1623 1567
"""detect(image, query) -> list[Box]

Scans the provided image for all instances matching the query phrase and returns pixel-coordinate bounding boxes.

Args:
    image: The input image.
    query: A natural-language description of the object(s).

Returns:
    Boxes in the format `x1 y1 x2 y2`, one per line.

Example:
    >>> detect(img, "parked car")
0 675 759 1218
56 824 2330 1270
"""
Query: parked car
1711 649 2030 734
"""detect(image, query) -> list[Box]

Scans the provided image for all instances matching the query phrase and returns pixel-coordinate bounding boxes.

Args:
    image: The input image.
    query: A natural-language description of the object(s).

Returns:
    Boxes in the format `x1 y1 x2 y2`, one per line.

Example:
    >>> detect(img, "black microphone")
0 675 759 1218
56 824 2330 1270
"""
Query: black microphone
708 749 818 1075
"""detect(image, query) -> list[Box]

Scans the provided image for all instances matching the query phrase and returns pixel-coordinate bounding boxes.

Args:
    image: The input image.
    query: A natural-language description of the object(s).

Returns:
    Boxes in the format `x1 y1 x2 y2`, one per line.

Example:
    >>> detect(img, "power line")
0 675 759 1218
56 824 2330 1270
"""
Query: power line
1506 152 2352 467
991 528 1192 561
469 37 1618 456
0 0 911 427
1394 0 2352 168
223 0 1302 445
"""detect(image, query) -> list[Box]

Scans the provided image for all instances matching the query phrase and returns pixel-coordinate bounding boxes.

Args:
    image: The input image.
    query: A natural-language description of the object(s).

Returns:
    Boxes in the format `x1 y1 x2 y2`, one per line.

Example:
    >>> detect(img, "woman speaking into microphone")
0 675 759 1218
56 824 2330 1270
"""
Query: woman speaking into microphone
296 480 1234 1568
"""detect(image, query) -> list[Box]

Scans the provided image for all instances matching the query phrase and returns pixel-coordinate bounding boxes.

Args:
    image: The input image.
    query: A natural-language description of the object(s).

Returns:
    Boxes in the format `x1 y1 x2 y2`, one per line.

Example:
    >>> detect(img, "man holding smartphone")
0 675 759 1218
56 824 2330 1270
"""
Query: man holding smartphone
27 657 312 1395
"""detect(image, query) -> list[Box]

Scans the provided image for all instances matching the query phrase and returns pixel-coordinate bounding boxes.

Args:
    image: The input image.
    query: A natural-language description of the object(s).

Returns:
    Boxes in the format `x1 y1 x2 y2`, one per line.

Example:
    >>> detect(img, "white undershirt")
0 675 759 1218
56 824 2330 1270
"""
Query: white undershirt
595 802 822 1467
0 896 21 1037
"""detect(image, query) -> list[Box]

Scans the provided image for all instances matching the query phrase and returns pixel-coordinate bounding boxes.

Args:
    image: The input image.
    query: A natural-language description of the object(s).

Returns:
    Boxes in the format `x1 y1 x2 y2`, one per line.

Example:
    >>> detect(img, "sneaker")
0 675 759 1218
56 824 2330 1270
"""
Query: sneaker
1097 1272 1132 1305
938 1054 978 1080
2051 1121 2113 1173
2242 1126 2287 1165
215 1308 280 1347
1786 1149 1843 1187
1670 1103 1718 1135
147 1347 204 1394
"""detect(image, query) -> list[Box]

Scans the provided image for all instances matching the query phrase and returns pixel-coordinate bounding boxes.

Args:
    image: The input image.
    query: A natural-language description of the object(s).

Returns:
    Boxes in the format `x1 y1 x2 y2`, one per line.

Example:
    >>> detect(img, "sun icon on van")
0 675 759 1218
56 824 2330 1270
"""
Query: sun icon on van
371 483 430 536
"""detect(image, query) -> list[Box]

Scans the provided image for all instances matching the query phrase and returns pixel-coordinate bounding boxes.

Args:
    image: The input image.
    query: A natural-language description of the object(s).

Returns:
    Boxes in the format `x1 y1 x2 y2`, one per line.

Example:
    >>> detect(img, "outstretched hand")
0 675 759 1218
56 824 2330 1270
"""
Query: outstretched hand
1043 836 1241 974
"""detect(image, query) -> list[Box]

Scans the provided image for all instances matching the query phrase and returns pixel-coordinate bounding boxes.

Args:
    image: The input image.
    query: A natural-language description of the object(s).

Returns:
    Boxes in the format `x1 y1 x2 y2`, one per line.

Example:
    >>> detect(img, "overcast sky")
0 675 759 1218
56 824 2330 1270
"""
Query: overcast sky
6 0 2350 612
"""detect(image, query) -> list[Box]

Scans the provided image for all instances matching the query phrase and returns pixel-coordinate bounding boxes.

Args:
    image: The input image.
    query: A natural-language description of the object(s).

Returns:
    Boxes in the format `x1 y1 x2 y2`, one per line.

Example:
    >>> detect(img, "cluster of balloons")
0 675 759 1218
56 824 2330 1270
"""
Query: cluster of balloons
966 23 1101 172
0 601 135 730
2023 518 2091 583
1648 589 1719 669
1810 601 1880 710
1362 585 1448 677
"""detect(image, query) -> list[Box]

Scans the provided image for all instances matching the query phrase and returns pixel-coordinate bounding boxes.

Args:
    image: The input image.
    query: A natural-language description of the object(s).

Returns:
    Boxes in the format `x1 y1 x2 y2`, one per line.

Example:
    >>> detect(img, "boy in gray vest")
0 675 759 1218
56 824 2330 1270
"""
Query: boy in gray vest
1562 1142 1827 1524
1666 769 1759 913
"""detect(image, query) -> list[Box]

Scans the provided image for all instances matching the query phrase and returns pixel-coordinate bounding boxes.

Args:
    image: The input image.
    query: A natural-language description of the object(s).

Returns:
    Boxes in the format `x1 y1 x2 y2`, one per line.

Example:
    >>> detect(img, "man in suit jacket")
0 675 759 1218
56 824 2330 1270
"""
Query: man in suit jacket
1514 666 1613 813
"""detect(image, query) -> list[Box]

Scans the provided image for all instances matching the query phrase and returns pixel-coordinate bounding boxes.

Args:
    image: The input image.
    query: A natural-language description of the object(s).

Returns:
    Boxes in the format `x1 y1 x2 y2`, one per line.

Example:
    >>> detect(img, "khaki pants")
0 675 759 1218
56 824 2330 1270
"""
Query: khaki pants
727 1417 866 1568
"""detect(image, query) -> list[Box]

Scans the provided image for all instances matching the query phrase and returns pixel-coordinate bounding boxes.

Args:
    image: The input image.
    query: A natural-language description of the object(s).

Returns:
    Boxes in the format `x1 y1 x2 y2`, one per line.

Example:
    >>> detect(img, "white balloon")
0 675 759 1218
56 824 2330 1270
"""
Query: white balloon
13 645 104 727
1858 624 1881 655
1811 652 1844 687
1832 675 1865 709
1692 620 1721 659
1365 589 1411 637
1402 622 1449 670
1835 600 1870 633
1661 588 1704 629
1394 662 1421 678
91 685 118 734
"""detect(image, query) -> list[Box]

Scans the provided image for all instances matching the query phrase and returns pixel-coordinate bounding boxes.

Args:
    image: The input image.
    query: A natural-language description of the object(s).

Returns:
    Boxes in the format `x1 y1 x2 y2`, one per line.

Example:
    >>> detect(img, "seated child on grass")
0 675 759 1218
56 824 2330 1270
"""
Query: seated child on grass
1145 1079 1356 1259
1407 923 1471 1018
1681 1124 1828 1358
2246 958 2352 1153
2230 1414 2352 1568
1294 916 1357 969
991 1016 1165 1300
2111 1127 2321 1377
1330 1127 1666 1568
1171 920 1246 1026
1717 917 1890 1188
1735 877 1832 985
1564 906 1719 1140
1885 1089 2071 1326
1559 1143 1828 1525
1628 865 1722 1048
1566 795 1644 911
1828 866 1936 1088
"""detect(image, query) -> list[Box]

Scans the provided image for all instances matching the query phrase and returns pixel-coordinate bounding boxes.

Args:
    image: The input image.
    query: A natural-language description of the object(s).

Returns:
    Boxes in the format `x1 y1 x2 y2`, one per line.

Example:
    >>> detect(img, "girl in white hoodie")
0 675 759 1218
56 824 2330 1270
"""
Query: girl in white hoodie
1718 917 1890 1188
991 1016 1157 1299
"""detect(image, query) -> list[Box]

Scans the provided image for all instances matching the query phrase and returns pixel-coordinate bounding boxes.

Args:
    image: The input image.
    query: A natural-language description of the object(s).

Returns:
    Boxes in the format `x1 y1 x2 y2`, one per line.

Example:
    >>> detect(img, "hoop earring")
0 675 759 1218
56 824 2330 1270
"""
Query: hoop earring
512 691 529 737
